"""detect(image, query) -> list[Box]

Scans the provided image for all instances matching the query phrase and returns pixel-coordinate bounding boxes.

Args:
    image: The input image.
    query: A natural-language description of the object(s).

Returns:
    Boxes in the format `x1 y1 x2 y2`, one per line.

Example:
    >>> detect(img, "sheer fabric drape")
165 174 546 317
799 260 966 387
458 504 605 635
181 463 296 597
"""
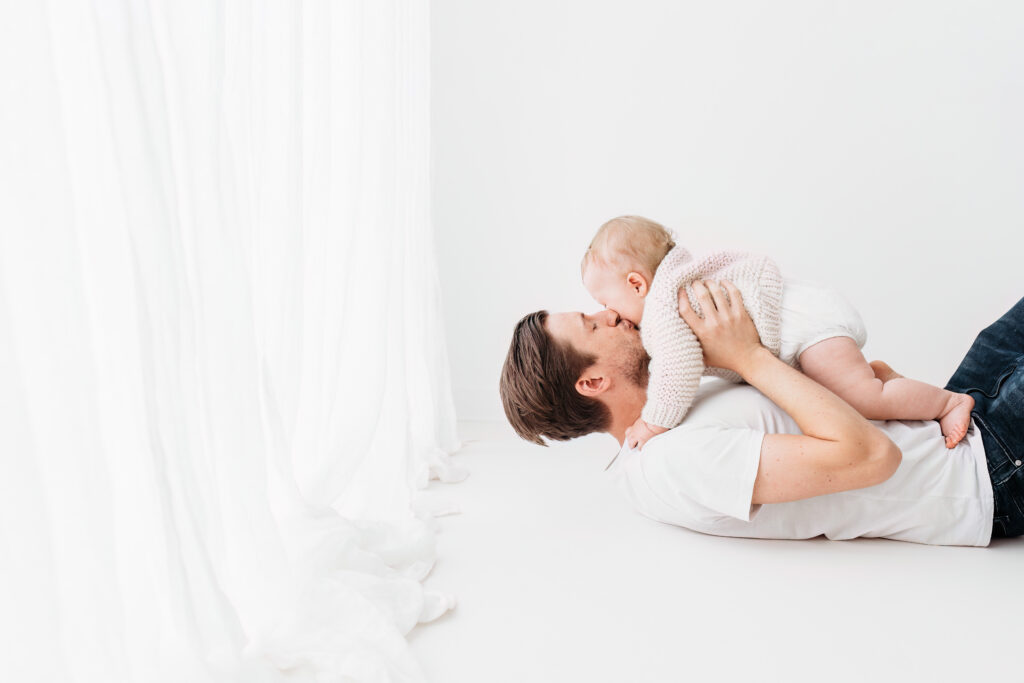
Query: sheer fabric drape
0 1 463 681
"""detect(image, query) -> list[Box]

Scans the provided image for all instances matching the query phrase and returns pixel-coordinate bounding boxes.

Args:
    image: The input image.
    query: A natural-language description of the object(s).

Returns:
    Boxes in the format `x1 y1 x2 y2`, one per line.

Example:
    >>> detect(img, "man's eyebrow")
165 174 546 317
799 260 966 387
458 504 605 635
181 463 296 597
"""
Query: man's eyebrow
579 312 586 329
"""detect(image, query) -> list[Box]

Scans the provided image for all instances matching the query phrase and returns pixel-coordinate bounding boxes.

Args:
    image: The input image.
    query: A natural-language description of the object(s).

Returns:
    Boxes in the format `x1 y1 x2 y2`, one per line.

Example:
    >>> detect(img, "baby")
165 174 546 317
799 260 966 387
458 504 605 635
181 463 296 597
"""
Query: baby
581 215 975 450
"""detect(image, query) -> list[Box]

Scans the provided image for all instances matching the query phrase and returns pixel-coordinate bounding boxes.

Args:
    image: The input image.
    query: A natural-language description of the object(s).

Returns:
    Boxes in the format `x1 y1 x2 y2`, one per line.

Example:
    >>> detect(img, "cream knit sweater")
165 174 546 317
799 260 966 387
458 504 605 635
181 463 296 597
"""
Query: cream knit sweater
640 245 785 429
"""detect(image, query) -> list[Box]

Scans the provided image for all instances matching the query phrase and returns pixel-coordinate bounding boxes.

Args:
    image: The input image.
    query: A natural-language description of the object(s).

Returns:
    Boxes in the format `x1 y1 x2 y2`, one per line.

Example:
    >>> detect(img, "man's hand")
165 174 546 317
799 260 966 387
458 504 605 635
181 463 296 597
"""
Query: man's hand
625 417 668 450
678 280 764 374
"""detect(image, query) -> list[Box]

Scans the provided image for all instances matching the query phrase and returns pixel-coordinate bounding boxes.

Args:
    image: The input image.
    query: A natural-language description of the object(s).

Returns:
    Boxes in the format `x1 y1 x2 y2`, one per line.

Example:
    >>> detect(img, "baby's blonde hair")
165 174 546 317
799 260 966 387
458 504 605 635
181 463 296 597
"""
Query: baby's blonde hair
582 215 676 279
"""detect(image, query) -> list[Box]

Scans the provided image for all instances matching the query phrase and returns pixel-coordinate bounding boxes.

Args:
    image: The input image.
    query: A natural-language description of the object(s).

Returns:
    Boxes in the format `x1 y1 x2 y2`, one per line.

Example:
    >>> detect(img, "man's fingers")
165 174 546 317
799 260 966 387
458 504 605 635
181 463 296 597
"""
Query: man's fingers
678 287 701 327
683 280 742 327
694 280 716 316
722 280 743 312
705 280 730 314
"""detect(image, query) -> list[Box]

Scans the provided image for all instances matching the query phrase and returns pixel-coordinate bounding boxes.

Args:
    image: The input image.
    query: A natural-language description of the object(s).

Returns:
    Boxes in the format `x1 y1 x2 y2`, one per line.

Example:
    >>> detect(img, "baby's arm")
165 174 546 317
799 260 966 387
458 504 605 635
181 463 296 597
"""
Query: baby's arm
625 417 667 450
633 283 706 448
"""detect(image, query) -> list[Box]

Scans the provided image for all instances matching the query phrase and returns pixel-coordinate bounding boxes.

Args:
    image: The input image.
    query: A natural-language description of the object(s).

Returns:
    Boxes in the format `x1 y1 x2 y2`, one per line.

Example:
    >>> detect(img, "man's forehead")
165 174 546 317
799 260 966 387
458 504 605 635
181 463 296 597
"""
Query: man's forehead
545 311 585 344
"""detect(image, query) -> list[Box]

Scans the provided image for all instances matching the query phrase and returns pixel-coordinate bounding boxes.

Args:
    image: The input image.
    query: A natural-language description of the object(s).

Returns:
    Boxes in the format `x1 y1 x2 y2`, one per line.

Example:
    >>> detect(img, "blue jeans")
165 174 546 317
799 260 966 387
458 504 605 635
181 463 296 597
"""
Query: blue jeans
945 297 1024 539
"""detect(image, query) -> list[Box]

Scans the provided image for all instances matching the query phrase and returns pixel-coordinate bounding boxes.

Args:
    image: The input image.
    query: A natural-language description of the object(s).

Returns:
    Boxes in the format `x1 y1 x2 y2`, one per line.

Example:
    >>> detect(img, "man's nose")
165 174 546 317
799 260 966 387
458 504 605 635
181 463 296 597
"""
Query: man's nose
603 309 620 326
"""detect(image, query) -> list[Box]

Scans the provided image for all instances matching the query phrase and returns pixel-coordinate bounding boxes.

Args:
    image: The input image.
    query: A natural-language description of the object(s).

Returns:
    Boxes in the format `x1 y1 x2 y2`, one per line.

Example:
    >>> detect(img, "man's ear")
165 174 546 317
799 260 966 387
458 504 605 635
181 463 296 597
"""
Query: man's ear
575 373 610 397
626 272 648 297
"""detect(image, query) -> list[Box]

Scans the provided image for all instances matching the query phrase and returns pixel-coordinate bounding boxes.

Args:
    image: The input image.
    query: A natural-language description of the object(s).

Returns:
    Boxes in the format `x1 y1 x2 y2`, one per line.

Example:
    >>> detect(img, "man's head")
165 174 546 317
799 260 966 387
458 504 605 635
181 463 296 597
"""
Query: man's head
499 308 649 445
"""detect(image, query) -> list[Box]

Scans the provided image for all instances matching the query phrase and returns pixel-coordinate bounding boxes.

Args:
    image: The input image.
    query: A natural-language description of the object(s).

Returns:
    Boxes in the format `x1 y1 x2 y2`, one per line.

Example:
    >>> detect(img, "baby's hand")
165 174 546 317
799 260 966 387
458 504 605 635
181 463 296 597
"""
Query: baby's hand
625 418 668 450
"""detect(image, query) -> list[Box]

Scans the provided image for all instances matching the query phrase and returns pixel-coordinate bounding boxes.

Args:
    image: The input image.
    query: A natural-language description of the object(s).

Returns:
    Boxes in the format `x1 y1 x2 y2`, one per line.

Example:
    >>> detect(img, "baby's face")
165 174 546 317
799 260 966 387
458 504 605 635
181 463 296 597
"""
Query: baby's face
582 263 645 325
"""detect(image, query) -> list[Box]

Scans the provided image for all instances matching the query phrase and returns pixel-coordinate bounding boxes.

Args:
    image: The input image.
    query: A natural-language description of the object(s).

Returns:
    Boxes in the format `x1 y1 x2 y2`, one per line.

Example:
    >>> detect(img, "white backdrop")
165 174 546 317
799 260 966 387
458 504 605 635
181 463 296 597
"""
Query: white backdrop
432 0 1024 422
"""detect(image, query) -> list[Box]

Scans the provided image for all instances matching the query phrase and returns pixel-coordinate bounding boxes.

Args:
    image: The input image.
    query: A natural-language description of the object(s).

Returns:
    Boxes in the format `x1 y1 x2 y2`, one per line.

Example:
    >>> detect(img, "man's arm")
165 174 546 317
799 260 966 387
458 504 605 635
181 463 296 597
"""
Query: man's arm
741 347 901 504
680 280 901 505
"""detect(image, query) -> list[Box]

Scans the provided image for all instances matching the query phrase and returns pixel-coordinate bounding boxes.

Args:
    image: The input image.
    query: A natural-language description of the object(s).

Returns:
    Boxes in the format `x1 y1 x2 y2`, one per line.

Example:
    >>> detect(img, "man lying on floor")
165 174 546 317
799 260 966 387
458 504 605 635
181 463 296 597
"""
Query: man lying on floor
499 280 1024 546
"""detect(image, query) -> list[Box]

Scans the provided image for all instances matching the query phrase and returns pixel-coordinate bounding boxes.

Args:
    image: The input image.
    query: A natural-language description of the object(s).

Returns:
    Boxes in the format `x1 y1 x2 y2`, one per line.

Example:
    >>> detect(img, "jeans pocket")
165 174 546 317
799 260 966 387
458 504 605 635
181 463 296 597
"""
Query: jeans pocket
966 360 1020 399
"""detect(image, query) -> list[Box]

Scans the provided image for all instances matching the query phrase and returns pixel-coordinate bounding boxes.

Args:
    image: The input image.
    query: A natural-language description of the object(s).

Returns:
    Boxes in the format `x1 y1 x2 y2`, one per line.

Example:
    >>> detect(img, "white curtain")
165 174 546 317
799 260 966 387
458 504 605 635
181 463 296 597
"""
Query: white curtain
0 1 464 681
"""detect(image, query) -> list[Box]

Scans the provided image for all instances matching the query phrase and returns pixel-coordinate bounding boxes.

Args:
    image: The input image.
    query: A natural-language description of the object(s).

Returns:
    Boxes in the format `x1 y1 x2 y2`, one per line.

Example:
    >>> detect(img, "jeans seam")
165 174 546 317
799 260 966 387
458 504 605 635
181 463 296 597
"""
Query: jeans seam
976 413 1019 486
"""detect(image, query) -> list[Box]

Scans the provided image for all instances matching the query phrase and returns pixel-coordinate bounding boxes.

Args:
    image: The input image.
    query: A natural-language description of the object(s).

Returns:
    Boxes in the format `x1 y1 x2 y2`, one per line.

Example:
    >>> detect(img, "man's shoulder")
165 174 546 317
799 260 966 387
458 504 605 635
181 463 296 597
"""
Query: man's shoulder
638 381 783 455
683 380 786 429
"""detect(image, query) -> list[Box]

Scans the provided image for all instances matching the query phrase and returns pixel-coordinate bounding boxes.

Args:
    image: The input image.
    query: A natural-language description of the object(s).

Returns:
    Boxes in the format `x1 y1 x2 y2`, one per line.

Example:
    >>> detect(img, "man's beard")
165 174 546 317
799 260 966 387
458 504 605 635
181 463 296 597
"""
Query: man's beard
618 346 650 389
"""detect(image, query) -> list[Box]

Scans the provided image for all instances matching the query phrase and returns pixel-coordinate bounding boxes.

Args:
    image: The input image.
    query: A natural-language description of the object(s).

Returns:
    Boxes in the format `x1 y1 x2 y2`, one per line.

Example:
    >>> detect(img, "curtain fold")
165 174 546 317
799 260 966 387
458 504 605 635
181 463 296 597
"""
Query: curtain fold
0 1 463 681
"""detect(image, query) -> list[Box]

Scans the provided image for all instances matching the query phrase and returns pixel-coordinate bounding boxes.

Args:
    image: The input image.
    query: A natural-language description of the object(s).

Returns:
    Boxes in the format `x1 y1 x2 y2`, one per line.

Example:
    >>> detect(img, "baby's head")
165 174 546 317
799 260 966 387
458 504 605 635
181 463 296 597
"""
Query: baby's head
581 215 675 325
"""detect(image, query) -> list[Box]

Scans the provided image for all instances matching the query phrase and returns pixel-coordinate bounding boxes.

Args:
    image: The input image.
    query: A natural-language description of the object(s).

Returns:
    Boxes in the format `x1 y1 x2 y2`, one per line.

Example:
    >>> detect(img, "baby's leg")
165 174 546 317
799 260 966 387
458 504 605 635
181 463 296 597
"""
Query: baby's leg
799 337 974 448
868 359 901 383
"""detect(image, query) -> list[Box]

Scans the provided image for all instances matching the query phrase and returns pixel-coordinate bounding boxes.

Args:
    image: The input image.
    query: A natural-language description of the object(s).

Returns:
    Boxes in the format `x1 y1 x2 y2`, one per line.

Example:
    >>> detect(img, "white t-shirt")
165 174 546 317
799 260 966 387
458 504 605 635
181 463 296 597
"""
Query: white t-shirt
609 381 994 547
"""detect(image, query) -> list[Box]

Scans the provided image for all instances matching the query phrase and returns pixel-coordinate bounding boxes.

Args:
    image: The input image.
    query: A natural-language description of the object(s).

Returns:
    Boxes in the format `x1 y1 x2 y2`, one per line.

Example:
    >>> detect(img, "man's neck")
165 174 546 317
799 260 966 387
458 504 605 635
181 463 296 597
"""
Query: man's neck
604 385 647 446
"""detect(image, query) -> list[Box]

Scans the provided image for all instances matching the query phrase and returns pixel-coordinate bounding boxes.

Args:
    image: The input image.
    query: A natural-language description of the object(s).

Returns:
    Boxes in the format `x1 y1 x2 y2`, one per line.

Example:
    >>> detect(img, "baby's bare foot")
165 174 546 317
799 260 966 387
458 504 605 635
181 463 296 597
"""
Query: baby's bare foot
938 392 974 449
869 360 904 383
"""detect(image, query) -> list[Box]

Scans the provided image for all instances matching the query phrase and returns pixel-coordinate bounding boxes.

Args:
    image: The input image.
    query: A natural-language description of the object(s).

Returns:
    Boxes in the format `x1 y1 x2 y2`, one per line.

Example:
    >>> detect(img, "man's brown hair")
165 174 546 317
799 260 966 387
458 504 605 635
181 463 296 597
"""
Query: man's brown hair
499 310 610 445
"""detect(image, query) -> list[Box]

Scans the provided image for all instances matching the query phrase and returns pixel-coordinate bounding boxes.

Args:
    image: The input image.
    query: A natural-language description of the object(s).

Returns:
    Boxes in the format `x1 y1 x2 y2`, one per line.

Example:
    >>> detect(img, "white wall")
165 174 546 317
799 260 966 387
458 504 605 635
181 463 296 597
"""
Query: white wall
432 0 1024 422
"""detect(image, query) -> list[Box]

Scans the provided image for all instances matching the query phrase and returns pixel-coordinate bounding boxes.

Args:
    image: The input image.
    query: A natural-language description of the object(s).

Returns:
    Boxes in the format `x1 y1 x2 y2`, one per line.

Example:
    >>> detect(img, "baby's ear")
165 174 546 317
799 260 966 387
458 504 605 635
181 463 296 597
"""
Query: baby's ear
626 272 649 297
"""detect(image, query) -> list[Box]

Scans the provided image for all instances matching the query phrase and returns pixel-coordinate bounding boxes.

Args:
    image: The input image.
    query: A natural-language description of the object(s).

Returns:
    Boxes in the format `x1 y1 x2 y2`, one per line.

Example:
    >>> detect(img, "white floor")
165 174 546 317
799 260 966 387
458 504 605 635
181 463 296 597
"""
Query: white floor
410 420 1024 683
